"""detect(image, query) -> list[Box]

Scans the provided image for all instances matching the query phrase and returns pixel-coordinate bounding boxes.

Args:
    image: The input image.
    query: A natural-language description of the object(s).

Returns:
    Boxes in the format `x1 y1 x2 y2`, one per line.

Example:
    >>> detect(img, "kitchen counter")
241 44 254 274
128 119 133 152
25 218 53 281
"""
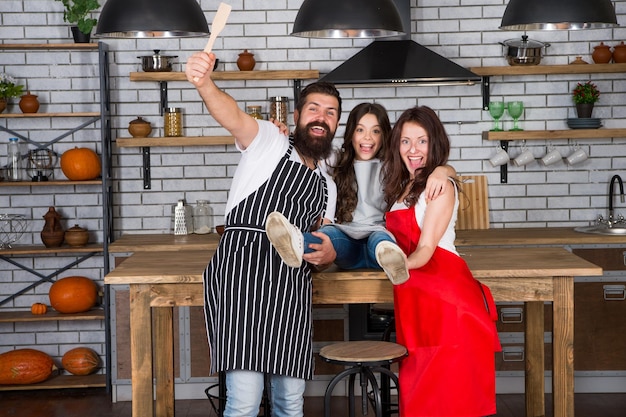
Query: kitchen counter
109 226 626 254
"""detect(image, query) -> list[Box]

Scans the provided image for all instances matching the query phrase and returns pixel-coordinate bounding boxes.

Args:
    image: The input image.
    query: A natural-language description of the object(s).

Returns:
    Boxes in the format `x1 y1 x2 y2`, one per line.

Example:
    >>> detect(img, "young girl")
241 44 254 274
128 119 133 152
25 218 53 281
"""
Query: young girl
381 105 501 417
266 102 452 283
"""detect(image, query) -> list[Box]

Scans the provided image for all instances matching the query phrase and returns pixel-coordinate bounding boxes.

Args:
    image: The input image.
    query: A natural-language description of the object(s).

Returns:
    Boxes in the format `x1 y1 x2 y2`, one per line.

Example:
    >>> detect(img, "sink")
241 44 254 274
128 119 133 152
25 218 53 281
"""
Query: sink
574 225 626 235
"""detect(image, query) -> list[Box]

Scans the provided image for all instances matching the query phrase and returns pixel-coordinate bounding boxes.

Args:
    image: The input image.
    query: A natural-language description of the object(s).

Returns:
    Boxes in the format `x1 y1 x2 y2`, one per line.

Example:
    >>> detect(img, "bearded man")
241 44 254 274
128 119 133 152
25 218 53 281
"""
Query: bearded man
186 51 341 417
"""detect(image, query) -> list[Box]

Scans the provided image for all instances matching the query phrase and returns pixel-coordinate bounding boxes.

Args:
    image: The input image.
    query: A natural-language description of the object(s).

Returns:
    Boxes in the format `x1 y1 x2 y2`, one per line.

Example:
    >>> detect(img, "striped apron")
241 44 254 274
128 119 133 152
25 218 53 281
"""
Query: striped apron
203 141 327 380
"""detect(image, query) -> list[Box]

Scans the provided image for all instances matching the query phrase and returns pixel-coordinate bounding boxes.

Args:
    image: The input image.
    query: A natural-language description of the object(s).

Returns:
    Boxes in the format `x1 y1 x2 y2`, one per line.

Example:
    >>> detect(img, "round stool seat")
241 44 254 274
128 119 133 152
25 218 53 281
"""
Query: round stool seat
320 341 407 364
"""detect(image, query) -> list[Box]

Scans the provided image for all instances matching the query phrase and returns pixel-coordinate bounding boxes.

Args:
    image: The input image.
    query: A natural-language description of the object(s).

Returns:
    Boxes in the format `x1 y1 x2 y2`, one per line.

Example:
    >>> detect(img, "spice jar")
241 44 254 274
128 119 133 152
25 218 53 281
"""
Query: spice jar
269 96 288 124
193 200 213 234
246 105 263 120
164 107 183 137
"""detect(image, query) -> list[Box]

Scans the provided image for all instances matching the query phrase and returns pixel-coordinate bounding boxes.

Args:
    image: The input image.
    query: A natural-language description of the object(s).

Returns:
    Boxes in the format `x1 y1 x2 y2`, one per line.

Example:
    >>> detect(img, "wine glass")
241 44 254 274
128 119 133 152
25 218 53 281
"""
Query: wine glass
507 101 524 131
488 101 505 131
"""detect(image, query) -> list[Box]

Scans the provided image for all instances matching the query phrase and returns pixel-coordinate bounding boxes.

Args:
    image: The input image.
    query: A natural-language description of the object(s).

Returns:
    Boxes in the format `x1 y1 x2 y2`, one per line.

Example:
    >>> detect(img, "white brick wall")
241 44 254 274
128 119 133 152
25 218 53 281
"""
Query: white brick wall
1 0 626 366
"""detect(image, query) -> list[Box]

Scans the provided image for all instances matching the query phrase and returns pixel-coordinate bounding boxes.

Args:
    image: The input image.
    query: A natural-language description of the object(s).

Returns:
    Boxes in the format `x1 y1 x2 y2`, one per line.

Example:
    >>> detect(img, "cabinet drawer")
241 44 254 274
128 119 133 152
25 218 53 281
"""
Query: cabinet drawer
495 341 552 372
573 248 626 271
495 303 552 333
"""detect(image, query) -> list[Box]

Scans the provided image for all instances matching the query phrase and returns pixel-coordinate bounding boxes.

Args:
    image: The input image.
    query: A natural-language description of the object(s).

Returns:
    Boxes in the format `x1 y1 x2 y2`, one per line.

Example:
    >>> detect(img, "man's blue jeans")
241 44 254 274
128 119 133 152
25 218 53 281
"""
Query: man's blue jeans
304 225 394 269
224 369 305 417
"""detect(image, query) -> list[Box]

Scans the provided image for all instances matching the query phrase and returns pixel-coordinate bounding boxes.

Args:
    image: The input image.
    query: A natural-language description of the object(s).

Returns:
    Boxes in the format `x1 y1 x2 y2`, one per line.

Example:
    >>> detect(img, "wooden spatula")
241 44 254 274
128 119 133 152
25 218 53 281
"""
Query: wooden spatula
193 2 232 81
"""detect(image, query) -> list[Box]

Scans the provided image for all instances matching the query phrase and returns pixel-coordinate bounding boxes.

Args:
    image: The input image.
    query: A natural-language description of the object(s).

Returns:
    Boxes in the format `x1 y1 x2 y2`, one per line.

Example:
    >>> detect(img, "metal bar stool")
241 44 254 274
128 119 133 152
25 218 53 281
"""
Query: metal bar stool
320 340 407 417
370 303 398 416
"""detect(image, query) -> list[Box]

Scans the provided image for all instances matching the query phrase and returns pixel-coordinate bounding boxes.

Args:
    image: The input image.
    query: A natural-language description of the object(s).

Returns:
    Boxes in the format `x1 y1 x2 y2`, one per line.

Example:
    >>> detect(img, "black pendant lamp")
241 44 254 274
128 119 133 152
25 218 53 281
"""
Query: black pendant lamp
500 0 618 30
94 0 209 38
291 0 404 38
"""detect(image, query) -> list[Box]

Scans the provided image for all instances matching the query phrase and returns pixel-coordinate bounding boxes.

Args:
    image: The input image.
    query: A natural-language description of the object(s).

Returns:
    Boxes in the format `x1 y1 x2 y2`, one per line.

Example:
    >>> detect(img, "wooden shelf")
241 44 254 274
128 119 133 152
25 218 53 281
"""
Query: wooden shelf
0 180 102 186
0 243 104 255
130 69 319 82
0 43 99 50
116 136 235 147
470 63 626 76
482 128 626 141
0 309 104 323
0 373 106 391
0 112 99 118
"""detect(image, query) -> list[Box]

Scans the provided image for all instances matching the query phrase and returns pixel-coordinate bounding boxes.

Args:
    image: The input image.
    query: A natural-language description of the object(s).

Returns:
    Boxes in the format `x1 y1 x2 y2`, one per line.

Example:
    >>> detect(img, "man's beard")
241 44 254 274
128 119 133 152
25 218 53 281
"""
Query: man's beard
293 121 334 161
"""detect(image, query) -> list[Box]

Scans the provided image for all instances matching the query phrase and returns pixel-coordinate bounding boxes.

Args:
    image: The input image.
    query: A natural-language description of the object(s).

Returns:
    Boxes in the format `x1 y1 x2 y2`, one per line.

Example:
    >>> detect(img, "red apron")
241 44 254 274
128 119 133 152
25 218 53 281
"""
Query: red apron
386 208 501 417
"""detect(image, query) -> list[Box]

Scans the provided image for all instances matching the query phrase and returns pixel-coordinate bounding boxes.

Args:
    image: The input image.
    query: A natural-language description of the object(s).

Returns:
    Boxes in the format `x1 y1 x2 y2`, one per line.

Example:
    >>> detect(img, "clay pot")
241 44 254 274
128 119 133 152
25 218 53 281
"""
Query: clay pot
64 224 89 247
41 207 64 248
592 42 612 64
19 91 39 113
237 50 256 71
613 41 626 63
0 99 6 114
128 116 152 137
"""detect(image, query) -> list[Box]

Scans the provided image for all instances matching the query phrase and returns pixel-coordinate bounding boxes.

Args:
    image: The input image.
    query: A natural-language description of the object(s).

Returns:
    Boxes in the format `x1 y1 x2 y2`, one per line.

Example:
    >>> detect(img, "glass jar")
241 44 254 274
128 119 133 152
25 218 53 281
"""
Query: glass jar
193 200 213 234
246 105 263 120
269 96 288 124
164 107 183 137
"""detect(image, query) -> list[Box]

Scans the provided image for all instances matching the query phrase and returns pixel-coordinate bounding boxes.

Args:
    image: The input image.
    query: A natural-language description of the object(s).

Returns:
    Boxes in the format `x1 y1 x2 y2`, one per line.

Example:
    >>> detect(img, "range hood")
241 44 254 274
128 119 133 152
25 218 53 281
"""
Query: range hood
319 0 481 86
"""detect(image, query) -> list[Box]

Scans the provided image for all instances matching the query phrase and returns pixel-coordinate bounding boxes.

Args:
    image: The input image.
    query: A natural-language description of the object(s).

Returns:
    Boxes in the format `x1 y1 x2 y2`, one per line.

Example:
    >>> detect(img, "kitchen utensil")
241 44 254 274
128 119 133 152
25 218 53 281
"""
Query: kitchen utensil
513 148 535 167
193 2 232 82
500 35 549 66
541 147 563 166
489 146 510 167
0 213 28 249
138 50 178 72
27 149 57 182
506 101 524 131
566 146 589 165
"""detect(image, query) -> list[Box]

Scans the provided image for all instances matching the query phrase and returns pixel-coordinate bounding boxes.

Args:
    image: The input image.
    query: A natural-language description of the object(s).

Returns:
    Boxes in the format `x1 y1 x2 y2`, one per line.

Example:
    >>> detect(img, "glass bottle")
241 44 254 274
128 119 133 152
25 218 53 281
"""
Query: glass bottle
193 200 213 234
269 96 288 124
246 105 263 120
7 137 21 181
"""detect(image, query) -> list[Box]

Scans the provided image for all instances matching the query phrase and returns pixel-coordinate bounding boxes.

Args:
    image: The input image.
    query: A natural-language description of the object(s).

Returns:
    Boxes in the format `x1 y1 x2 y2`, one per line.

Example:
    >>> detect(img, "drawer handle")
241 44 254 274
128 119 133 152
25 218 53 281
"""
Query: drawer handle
623 251 626 267
500 307 523 323
603 285 626 301
502 346 524 362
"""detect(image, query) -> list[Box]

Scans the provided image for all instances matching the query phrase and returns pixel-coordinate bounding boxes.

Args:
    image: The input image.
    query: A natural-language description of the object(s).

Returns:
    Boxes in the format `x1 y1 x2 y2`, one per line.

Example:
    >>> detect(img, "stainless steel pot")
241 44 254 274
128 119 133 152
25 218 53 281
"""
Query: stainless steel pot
138 50 178 72
500 35 550 66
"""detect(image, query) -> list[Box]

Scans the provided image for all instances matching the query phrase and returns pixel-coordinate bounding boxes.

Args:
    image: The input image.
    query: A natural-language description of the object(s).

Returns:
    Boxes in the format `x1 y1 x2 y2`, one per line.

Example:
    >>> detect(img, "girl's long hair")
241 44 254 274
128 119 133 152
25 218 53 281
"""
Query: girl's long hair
382 106 450 210
331 103 392 223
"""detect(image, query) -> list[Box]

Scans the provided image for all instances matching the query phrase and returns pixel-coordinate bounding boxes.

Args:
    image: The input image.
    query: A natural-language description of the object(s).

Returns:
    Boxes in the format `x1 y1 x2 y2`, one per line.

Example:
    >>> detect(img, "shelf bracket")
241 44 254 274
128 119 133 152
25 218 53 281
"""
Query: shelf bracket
500 140 509 184
482 76 490 110
293 79 303 104
160 81 168 115
142 147 152 189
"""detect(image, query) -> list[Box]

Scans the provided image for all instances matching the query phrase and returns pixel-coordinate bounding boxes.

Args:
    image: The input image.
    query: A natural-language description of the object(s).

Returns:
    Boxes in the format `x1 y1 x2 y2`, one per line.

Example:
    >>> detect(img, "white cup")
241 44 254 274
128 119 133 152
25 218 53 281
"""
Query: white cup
489 147 510 167
513 149 535 166
541 148 563 166
566 147 589 165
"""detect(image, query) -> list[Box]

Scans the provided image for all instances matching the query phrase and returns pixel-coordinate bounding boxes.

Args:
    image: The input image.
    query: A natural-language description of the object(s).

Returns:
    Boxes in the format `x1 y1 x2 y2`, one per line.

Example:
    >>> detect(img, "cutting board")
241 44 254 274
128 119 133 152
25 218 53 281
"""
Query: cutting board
456 175 489 230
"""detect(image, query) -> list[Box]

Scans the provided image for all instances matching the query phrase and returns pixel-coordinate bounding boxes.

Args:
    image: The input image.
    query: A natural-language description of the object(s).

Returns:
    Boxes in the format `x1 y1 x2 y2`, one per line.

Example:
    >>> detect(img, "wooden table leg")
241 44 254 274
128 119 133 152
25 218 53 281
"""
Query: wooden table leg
154 306 175 417
552 276 575 417
130 284 153 417
524 301 545 417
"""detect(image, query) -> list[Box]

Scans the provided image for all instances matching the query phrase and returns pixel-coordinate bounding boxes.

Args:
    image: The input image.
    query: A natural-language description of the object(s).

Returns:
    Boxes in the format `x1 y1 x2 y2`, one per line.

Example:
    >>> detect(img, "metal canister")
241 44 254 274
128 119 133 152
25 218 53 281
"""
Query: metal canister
164 107 183 137
269 96 288 124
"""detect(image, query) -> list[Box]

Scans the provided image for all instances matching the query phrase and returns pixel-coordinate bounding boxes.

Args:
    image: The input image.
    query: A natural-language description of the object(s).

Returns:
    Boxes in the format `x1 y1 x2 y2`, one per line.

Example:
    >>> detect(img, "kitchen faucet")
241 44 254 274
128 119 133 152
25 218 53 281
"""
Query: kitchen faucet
606 174 625 226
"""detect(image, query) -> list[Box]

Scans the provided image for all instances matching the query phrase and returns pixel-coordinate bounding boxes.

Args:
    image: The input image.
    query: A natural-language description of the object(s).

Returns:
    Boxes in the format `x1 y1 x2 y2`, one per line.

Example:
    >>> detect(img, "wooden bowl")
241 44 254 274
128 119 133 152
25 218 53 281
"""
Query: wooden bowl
64 224 89 247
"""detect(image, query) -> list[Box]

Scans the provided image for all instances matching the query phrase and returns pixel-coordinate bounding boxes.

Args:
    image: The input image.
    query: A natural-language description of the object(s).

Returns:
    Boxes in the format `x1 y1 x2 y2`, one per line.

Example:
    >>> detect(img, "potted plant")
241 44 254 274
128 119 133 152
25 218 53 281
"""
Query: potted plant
56 0 100 43
0 73 25 113
572 81 600 118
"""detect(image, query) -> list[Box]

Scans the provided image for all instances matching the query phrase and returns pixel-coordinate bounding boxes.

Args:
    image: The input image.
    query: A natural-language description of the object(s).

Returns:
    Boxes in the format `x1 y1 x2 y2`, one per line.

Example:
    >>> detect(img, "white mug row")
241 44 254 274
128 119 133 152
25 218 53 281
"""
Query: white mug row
489 146 588 167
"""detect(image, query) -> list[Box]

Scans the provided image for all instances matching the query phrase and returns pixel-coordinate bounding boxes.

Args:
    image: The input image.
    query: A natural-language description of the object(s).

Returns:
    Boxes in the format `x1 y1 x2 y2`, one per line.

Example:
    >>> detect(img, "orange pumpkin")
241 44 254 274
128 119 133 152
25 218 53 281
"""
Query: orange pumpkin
30 303 47 315
60 147 101 181
49 276 98 314
61 347 101 376
0 349 57 385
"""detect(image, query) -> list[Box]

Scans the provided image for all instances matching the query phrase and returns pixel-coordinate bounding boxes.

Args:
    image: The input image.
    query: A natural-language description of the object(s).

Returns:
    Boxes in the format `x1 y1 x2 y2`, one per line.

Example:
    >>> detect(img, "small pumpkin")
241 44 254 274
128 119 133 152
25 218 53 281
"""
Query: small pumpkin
61 347 101 376
49 276 98 314
30 303 47 315
0 348 57 385
60 147 101 181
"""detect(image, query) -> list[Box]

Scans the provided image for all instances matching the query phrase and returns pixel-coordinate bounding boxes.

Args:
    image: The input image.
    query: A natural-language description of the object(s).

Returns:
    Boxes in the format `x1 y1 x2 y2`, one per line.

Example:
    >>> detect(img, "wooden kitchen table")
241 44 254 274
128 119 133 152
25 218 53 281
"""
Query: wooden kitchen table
105 246 602 417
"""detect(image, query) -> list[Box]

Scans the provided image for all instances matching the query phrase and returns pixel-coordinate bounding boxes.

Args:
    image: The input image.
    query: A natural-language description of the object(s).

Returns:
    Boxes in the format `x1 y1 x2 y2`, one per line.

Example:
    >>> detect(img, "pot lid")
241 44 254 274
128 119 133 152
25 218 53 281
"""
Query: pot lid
502 35 548 48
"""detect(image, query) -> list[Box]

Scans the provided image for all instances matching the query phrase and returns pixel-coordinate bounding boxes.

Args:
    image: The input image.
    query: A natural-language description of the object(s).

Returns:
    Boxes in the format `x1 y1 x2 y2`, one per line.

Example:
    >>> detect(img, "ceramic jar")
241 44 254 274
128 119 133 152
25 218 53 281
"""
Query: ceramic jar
41 206 64 248
128 116 152 137
19 91 40 113
592 42 612 64
237 50 256 71
64 224 89 247
613 41 626 63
